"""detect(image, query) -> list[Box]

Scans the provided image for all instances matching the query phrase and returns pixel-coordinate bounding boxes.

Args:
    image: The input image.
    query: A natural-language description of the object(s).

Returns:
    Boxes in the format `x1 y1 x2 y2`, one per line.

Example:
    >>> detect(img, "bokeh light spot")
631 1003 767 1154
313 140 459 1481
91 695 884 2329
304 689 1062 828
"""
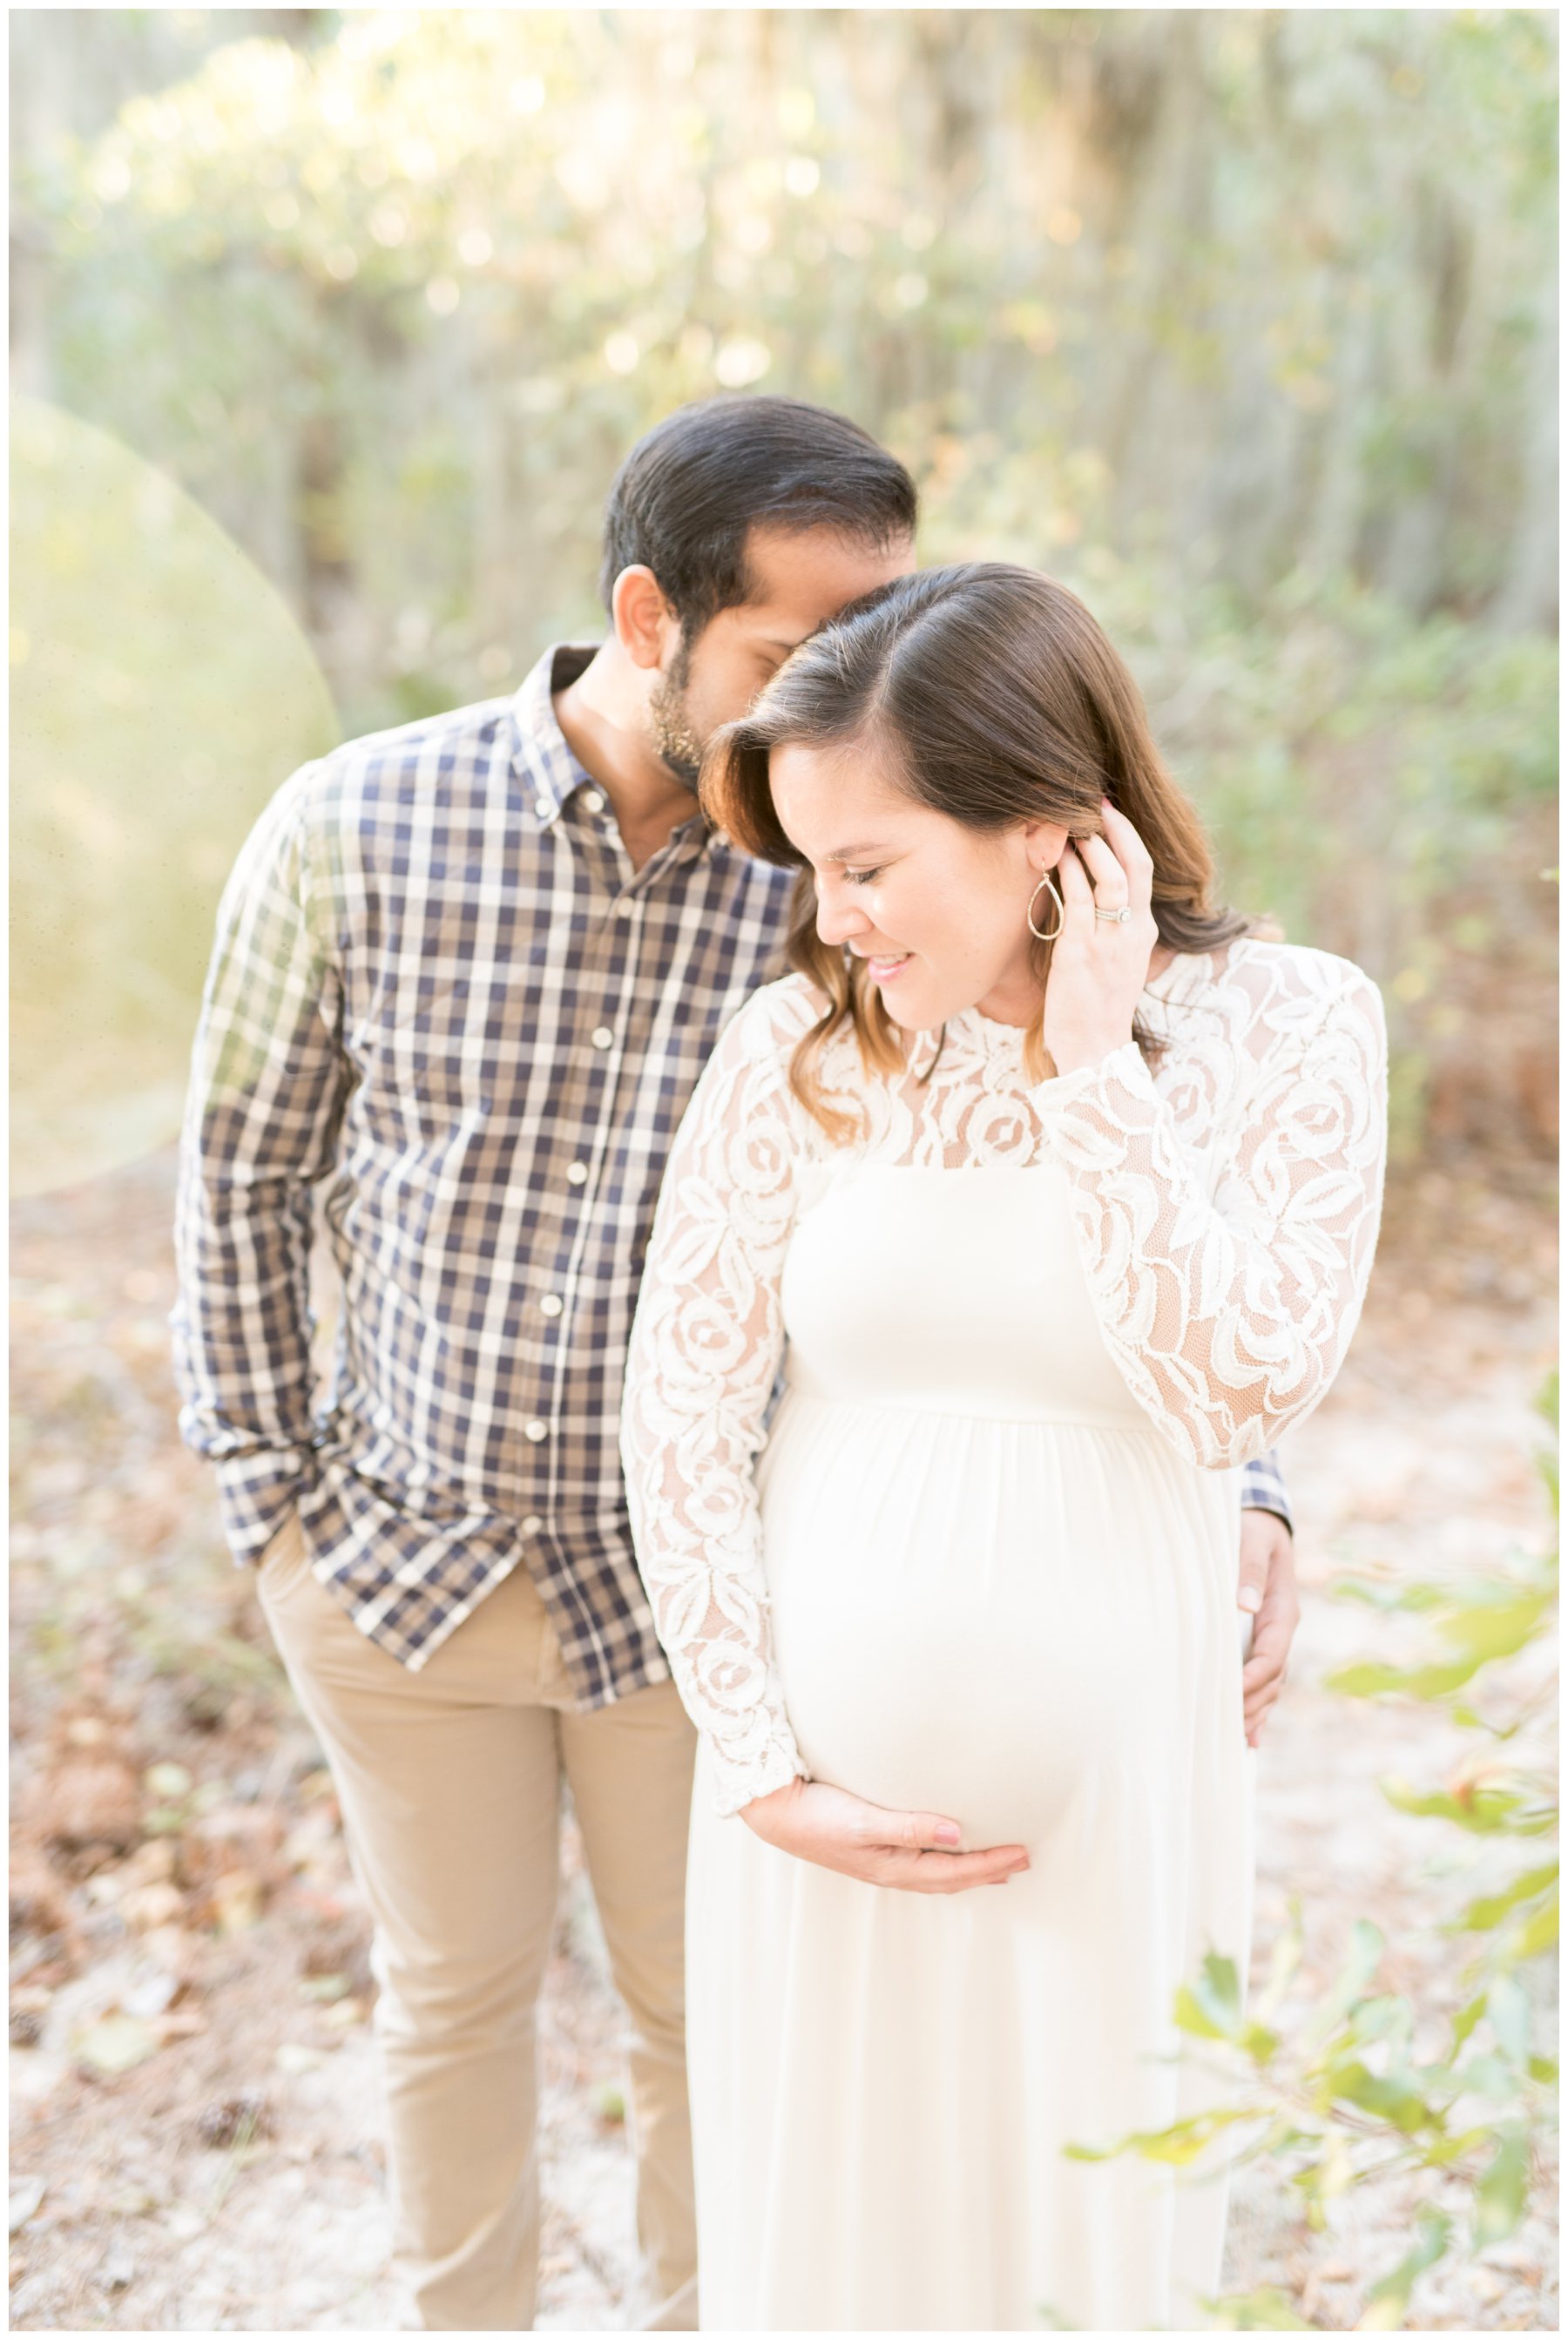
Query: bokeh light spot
10 397 339 1197
714 337 772 389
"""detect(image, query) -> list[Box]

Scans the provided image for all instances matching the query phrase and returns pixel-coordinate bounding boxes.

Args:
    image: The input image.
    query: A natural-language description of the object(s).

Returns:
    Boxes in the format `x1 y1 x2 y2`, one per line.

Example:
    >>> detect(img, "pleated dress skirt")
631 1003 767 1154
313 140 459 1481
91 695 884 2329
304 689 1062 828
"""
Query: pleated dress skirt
684 1165 1257 2331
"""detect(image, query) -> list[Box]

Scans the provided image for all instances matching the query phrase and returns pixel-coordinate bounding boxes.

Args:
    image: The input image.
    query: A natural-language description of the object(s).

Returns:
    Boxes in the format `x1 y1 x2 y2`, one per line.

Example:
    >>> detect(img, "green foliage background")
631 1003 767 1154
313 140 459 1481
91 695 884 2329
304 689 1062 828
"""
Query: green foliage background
10 8 1558 1163
1072 1376 1558 2330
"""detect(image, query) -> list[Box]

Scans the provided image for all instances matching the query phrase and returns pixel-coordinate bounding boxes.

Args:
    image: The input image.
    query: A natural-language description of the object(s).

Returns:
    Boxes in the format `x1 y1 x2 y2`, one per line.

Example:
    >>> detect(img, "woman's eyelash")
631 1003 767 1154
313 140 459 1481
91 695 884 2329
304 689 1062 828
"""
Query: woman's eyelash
845 866 883 887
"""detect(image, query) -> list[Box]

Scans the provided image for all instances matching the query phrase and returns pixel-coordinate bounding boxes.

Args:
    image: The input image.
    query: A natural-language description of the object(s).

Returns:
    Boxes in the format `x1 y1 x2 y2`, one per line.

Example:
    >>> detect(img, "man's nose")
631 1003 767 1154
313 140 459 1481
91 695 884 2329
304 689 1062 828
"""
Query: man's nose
814 882 870 950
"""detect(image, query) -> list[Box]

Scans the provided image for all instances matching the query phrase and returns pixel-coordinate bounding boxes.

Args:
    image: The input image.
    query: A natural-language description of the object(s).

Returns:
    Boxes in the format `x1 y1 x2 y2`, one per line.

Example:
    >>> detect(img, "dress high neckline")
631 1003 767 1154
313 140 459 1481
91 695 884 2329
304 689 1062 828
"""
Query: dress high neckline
943 947 1221 1062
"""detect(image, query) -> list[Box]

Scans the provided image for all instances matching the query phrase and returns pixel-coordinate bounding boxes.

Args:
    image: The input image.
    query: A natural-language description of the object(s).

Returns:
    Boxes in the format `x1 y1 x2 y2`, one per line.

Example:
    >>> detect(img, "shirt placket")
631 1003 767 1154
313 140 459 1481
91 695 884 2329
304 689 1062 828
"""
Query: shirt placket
512 788 647 1526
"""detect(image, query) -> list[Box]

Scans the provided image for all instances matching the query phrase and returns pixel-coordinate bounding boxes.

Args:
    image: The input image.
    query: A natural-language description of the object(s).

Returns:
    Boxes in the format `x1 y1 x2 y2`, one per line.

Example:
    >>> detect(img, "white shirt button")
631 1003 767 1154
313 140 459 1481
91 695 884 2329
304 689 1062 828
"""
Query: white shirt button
534 795 552 819
591 1026 613 1050
524 1419 549 1443
581 788 605 813
539 1295 563 1318
521 1515 544 1537
615 899 634 917
566 1162 589 1185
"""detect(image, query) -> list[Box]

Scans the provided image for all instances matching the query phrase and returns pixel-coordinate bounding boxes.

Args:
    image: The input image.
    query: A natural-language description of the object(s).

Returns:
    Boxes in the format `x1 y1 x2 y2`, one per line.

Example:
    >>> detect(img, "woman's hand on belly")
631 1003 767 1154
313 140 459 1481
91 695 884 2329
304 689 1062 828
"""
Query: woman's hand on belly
740 1778 1031 1894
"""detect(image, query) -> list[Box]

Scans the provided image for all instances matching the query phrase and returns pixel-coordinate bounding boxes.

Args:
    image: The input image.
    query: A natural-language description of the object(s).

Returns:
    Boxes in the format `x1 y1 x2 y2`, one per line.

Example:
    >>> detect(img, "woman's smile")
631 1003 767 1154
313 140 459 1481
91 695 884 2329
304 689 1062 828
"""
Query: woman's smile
853 945 913 984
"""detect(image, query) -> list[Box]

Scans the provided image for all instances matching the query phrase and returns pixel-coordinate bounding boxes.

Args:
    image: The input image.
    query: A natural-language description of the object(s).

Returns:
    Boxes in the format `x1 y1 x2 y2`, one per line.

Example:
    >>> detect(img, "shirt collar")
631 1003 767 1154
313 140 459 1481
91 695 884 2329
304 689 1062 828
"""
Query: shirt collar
509 642 599 827
508 641 721 856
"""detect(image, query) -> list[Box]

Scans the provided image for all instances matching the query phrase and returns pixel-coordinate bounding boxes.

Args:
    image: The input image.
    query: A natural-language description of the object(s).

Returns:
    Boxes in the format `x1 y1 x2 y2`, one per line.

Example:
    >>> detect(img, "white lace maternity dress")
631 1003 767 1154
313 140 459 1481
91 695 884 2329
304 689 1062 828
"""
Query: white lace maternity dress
621 938 1387 2332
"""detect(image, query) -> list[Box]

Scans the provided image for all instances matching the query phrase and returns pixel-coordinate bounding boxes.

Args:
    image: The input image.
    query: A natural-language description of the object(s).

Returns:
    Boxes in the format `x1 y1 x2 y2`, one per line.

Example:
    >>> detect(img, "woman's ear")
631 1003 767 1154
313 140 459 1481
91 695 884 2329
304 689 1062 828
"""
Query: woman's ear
611 565 680 673
1019 817 1071 871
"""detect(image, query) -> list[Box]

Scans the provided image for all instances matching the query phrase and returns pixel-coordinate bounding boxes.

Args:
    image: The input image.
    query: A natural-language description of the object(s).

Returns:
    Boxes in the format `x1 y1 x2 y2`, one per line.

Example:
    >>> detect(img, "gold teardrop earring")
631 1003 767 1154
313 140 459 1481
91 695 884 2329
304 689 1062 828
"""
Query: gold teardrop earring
1026 865 1065 943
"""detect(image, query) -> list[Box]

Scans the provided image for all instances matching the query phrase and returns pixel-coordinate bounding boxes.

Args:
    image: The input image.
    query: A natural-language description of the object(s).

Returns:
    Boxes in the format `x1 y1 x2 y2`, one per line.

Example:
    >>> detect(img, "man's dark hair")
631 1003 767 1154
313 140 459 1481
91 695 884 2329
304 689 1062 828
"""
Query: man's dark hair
598 396 918 637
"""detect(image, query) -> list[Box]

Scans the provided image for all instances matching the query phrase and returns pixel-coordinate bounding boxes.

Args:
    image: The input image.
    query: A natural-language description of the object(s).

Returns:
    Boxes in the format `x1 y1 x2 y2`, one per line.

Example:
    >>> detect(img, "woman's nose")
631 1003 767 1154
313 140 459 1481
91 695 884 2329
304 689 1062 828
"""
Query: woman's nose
814 883 870 950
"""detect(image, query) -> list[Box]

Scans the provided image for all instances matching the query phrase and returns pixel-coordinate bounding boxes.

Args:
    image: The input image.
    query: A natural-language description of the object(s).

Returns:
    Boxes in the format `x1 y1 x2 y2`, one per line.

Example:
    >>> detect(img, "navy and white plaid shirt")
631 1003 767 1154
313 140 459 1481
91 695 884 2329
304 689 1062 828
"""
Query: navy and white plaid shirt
173 641 1292 1707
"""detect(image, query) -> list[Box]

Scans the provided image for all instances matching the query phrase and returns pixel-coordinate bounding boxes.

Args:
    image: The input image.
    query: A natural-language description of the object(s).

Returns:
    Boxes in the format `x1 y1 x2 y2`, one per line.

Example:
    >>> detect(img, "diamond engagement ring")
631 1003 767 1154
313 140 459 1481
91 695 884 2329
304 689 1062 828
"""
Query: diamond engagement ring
1095 906 1132 923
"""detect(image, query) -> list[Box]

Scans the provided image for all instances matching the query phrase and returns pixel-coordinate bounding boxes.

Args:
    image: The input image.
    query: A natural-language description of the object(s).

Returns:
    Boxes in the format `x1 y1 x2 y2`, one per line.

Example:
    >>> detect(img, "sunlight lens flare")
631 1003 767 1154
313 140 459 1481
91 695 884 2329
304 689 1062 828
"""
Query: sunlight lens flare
10 396 340 1195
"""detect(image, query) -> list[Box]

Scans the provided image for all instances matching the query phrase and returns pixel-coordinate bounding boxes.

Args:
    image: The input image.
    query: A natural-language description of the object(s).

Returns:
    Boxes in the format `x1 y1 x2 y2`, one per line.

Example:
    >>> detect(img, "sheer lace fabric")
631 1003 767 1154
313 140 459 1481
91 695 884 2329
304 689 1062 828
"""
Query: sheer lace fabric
621 939 1387 1816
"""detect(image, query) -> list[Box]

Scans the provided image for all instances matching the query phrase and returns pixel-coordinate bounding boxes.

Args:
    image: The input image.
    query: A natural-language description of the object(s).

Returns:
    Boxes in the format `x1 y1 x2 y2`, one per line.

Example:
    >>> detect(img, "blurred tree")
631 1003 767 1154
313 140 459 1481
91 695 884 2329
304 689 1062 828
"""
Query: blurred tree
13 11 1556 691
9 8 1558 1160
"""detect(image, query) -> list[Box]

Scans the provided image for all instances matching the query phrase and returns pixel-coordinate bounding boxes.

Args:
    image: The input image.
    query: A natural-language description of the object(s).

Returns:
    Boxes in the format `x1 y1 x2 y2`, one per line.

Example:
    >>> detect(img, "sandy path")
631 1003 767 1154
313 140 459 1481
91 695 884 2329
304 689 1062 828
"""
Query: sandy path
9 1153 1556 2330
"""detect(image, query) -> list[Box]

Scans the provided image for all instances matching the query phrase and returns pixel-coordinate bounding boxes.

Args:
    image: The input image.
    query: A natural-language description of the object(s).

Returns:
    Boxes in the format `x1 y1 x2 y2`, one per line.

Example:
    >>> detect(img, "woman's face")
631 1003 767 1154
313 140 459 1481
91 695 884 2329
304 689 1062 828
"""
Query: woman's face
769 738 1069 1033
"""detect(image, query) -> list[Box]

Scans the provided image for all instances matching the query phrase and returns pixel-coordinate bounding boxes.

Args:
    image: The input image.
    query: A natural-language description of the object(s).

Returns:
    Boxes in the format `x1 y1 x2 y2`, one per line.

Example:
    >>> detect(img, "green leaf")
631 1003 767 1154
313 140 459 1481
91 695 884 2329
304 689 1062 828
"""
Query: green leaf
1450 1992 1487 2054
1424 2121 1504 2168
1449 1861 1558 1932
1289 2131 1355 2215
1173 1950 1247 2045
1323 2057 1436 2134
1451 2050 1517 2100
1253 1908 1304 2021
1357 2208 1450 2327
1511 1893 1560 1957
1473 2125 1530 2246
1198 1949 1244 2031
1331 1577 1444 1613
1532 1369 1558 1436
1327 1657 1477 1700
1207 2283 1311 2330
1379 1777 1525 1833
1173 1983 1229 2043
1435 1591 1550 1665
1063 2105 1262 2168
1342 1917 1386 1984
1349 1994 1414 2048
1487 1974 1531 2064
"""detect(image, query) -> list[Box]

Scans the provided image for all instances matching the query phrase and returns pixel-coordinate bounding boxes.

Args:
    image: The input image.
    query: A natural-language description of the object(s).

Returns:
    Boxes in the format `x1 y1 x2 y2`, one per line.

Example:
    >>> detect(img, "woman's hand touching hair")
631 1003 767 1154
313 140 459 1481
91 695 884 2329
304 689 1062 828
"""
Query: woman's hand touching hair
1042 800 1163 1079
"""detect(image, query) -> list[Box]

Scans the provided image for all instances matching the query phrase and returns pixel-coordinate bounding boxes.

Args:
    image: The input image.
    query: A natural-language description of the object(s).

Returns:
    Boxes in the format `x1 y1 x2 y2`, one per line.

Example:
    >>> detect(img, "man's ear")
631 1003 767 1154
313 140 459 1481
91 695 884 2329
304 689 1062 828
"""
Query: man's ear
611 565 680 673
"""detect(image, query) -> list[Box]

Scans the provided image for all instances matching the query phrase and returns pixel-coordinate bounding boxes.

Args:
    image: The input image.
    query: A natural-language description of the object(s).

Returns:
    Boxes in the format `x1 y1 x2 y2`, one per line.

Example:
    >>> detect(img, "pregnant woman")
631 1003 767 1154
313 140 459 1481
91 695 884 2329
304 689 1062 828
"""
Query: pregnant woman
620 565 1387 2331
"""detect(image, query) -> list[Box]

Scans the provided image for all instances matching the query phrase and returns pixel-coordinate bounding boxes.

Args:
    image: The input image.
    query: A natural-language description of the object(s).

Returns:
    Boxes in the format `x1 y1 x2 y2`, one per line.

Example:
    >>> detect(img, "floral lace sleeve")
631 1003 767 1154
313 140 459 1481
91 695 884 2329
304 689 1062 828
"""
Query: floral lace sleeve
620 982 817 1817
1032 954 1388 1470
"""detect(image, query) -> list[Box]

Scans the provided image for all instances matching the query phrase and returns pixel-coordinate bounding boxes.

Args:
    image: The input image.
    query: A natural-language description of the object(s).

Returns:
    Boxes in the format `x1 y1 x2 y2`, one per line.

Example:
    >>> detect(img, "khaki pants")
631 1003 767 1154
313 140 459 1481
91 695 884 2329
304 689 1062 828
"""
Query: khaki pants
257 1516 698 2332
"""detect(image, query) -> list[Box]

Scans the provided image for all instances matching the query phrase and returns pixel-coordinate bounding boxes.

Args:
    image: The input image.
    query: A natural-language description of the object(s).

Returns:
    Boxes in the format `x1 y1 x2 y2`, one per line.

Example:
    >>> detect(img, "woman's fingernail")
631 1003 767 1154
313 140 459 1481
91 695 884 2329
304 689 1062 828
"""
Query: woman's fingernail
934 1823 961 1847
1239 1586 1262 1613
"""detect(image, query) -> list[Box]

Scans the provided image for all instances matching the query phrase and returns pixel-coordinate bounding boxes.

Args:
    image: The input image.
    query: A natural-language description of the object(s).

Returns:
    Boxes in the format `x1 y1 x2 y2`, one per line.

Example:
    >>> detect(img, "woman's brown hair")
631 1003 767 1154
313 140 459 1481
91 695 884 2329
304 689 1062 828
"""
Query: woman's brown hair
700 563 1254 1138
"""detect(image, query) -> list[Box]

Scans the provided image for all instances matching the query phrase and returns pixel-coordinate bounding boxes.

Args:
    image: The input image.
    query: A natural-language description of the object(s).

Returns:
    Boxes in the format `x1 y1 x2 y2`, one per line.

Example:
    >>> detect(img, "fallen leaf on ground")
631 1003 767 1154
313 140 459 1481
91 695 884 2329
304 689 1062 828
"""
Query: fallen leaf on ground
120 1966 179 2020
10 2178 46 2233
144 1762 193 1802
121 1880 186 1931
207 1869 263 1932
274 2043 328 2075
298 1972 350 2002
9 1848 77 1940
117 1837 178 1887
94 2245 135 2291
74 2012 160 2077
156 2010 208 2041
194 2090 274 2149
320 1996 368 2028
38 1757 141 1851
105 2187 164 2216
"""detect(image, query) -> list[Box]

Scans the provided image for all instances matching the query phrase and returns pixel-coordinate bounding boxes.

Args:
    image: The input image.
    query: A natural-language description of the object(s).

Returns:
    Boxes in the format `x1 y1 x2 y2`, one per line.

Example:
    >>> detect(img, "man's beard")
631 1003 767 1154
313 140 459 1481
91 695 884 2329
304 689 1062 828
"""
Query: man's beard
648 639 705 795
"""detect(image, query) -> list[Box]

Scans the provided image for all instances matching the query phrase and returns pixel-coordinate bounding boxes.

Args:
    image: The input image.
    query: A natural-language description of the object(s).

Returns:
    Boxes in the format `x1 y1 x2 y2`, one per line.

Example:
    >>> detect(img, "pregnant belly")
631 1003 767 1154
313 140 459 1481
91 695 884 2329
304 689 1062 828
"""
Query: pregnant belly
756 1395 1242 1853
